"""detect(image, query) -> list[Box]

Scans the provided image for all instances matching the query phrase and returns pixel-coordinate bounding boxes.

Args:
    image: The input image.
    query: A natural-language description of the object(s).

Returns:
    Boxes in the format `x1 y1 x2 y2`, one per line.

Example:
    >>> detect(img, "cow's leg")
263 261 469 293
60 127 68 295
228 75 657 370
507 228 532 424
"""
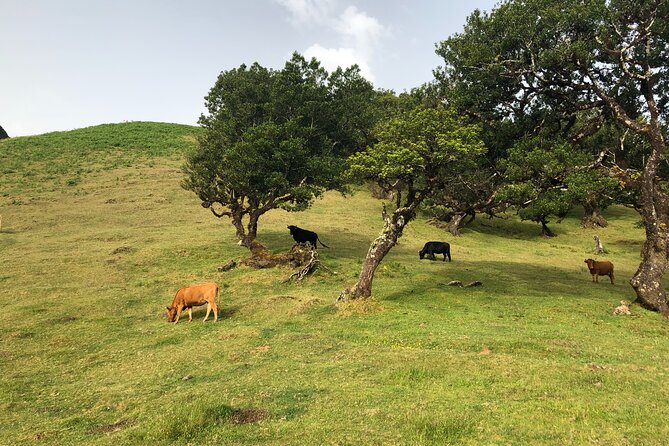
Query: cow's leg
187 307 193 322
174 307 183 324
203 303 211 322
595 273 599 283
442 253 446 261
610 272 615 285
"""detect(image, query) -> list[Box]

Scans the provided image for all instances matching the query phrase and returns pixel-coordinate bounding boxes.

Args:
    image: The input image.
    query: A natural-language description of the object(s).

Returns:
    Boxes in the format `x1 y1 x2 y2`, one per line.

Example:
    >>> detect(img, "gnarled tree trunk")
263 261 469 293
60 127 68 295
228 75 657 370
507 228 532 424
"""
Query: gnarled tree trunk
338 206 415 301
581 200 608 228
447 212 466 236
631 225 669 317
629 130 669 317
231 211 266 252
540 219 555 237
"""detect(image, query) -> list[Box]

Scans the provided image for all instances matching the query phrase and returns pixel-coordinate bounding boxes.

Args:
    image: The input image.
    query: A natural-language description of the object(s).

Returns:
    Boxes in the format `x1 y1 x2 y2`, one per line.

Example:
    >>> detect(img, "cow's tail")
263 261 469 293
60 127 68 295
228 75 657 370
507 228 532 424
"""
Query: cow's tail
215 283 221 311
318 237 330 248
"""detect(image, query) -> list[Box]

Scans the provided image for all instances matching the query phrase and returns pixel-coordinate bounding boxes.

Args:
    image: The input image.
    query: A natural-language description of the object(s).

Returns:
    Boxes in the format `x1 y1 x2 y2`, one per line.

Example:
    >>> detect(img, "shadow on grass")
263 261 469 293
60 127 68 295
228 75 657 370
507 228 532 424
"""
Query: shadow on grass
258 227 376 260
464 217 553 240
382 259 621 302
178 304 240 321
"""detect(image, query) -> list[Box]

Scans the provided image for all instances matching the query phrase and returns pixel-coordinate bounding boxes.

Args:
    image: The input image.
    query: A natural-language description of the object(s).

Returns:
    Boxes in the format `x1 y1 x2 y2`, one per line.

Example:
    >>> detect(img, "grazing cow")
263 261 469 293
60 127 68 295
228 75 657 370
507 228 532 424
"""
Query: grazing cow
287 225 329 248
419 241 451 262
584 259 614 284
166 282 219 324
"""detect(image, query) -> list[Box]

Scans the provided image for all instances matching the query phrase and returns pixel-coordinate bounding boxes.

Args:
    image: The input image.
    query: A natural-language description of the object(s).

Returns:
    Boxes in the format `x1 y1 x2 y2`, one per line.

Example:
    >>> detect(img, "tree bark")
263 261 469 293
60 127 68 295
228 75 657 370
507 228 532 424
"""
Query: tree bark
593 235 604 255
581 200 608 228
629 129 669 317
447 213 466 236
338 206 414 301
540 219 555 238
231 210 267 252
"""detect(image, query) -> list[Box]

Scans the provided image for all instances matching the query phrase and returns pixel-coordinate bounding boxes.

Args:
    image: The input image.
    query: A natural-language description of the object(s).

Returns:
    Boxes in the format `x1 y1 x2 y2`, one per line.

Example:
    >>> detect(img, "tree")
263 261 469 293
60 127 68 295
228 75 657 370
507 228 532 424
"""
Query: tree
338 105 485 301
498 137 590 237
437 0 669 315
423 166 502 236
183 53 378 252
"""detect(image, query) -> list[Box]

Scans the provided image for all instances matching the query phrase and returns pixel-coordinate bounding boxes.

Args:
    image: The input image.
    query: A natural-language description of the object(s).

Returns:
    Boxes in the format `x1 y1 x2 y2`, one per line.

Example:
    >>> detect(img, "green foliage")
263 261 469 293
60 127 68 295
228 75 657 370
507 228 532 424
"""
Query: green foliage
565 169 621 209
498 138 590 230
183 53 379 227
436 0 669 203
348 104 485 207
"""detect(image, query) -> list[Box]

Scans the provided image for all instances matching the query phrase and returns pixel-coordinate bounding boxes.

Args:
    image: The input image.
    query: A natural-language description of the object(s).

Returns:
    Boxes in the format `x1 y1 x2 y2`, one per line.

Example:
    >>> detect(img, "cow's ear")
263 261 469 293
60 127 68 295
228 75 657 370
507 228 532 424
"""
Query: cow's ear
166 306 170 310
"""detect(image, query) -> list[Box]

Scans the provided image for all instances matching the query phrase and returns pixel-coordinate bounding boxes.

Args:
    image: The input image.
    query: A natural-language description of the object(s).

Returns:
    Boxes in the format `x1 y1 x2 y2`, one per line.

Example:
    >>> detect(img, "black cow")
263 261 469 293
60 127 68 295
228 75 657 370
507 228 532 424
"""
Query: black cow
419 241 451 262
287 225 329 248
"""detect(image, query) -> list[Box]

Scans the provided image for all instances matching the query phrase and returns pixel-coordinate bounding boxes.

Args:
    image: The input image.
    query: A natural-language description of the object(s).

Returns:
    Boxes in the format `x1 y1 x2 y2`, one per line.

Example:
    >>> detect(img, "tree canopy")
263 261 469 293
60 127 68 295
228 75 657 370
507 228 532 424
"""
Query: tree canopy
183 53 379 250
436 0 669 314
339 104 485 300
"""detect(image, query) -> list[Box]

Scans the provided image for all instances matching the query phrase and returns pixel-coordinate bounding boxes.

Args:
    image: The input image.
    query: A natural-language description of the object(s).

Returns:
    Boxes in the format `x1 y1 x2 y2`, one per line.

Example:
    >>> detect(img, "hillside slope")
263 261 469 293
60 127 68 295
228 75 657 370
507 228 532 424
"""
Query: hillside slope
0 123 667 445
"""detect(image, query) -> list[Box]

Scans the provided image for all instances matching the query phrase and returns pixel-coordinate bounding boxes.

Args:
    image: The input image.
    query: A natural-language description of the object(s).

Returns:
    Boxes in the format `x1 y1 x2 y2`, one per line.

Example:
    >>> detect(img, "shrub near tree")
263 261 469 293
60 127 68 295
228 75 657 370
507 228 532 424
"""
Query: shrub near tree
338 104 485 301
437 0 669 315
183 53 378 253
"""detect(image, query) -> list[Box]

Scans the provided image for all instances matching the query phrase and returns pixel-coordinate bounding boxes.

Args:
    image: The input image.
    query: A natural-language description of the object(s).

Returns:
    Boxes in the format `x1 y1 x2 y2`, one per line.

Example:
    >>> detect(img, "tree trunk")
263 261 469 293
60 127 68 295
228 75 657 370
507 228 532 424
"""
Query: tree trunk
447 213 466 236
338 207 414 301
231 211 267 252
540 219 555 237
581 200 608 228
630 227 669 317
246 212 260 245
593 235 604 255
629 129 669 317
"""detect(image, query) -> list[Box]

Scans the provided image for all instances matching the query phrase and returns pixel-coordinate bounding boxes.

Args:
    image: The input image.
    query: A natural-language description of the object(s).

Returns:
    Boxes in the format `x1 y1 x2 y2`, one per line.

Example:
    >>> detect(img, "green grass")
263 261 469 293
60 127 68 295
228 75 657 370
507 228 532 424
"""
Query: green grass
1 123 668 445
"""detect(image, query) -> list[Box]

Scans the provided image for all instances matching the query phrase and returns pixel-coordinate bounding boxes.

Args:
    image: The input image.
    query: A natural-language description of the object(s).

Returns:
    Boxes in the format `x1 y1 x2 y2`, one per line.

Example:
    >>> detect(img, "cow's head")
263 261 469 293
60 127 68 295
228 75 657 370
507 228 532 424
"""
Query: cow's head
419 250 425 260
584 259 595 268
287 225 296 234
166 306 177 322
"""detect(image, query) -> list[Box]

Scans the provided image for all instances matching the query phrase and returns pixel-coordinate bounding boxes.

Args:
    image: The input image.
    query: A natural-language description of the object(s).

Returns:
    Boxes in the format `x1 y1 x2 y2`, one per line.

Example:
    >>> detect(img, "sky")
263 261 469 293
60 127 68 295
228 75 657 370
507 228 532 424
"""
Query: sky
1 0 499 137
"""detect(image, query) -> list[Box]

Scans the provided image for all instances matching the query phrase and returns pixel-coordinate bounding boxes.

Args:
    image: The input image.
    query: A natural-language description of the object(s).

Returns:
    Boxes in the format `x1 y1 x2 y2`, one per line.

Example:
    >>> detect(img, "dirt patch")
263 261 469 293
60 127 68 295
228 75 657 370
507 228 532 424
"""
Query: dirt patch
47 315 77 325
111 246 131 255
231 408 269 425
91 419 130 434
13 331 35 339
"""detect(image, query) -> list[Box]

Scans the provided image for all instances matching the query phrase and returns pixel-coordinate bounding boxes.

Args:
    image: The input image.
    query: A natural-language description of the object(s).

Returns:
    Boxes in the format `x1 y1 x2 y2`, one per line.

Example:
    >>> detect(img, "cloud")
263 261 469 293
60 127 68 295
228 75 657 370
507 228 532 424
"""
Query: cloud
274 1 388 84
303 44 375 82
333 6 385 58
273 0 335 26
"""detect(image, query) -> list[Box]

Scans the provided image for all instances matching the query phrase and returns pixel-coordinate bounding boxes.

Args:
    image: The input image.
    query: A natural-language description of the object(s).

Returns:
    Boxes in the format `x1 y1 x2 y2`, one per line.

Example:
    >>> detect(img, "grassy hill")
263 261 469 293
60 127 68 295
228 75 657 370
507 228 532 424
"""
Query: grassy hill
0 122 667 445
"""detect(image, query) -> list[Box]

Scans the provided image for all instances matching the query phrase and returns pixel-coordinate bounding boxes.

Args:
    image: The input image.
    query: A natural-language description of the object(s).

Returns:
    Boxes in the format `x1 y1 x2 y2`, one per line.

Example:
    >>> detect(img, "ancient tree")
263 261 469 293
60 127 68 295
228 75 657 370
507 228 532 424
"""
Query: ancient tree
338 105 484 301
183 53 378 251
437 0 669 315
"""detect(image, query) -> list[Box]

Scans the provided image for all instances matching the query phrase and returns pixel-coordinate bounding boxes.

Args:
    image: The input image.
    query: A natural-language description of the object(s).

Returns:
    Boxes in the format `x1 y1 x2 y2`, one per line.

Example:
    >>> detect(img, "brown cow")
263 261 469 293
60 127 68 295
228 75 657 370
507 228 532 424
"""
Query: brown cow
584 259 614 284
166 282 219 324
